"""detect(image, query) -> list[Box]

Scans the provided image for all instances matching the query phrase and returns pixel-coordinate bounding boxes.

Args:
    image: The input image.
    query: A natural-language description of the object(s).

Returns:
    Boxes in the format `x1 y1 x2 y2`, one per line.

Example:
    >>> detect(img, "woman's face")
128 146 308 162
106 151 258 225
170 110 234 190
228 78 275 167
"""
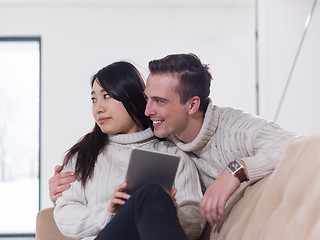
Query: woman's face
91 80 142 135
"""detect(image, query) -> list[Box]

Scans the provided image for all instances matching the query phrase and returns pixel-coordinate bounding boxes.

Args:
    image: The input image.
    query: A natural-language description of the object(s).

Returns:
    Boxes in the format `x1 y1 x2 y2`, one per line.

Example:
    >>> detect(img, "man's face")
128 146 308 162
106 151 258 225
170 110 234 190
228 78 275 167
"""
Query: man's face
144 73 189 139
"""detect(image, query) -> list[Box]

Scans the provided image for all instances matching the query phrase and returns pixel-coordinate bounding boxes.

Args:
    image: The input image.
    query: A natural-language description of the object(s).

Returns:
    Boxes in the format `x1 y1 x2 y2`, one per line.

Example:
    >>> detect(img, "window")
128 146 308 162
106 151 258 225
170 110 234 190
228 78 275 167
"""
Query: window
0 37 40 237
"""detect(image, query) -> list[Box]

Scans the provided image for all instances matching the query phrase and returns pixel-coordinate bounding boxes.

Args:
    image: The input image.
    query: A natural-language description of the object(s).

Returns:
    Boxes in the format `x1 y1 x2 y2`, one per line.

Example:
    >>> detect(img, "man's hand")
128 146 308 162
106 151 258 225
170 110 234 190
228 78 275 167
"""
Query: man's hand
108 183 131 213
49 165 76 204
199 169 240 227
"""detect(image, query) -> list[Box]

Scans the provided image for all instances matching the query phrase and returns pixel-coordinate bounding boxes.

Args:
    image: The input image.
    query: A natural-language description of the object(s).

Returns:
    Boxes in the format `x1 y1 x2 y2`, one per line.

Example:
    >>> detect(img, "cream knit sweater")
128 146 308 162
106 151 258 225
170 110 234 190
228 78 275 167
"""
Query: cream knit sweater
170 100 298 190
54 128 204 240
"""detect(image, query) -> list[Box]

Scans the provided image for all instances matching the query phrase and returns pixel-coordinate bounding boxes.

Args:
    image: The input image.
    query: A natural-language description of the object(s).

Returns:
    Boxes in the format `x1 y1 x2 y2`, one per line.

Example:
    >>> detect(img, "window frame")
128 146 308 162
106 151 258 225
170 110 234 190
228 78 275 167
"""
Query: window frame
0 36 41 238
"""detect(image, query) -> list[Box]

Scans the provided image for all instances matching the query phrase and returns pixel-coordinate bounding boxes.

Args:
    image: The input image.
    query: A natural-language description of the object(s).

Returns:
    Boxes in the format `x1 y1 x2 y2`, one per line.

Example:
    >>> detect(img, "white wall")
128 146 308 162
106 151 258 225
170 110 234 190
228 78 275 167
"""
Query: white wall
259 0 320 136
258 0 315 124
0 0 255 209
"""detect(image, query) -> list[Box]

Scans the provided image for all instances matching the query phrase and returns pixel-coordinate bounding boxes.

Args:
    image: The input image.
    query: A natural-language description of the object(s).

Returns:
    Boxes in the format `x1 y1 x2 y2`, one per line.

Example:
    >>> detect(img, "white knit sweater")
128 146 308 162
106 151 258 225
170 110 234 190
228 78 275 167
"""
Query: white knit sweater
54 128 204 240
170 100 298 189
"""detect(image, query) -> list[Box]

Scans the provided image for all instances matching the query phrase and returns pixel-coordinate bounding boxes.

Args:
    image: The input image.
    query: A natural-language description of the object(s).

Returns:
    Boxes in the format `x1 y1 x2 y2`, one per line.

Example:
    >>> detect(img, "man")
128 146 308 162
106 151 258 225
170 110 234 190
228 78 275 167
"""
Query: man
49 53 297 228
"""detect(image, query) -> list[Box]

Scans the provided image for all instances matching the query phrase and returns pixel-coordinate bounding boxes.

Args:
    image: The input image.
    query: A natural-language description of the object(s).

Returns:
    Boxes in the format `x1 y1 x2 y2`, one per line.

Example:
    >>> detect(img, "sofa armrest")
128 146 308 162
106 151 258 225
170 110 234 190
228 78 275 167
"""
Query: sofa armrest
36 207 72 240
212 135 320 240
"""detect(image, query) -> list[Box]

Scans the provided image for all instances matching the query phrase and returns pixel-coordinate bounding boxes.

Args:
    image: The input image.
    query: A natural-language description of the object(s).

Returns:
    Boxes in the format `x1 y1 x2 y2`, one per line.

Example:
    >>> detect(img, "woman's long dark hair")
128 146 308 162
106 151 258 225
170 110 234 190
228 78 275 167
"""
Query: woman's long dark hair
63 61 152 186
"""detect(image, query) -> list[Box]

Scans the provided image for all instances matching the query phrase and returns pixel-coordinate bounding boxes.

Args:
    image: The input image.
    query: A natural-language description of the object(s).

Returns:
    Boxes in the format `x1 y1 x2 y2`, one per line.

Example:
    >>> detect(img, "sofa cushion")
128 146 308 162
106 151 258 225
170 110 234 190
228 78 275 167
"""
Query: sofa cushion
212 135 320 240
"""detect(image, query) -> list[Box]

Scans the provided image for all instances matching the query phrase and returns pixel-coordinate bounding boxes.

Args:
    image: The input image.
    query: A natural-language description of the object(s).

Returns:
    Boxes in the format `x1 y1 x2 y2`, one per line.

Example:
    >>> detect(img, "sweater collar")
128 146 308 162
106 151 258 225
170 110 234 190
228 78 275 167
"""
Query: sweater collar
169 99 219 152
108 128 156 145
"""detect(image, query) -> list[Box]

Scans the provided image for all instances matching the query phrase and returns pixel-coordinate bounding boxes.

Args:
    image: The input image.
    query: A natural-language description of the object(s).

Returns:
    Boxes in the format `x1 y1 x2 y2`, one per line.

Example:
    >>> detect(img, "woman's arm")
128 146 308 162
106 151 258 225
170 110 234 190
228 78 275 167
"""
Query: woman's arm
53 162 115 239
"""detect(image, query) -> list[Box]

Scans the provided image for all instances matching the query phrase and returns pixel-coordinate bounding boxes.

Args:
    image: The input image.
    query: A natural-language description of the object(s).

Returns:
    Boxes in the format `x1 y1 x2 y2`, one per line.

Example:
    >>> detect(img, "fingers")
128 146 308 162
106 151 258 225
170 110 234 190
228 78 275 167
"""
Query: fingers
200 192 226 227
54 165 63 175
49 179 73 203
200 169 241 226
217 201 225 220
169 188 178 209
51 192 62 204
113 183 130 201
200 195 215 226
49 171 75 186
108 183 131 213
49 168 76 204
115 182 128 193
170 188 177 199
112 191 130 202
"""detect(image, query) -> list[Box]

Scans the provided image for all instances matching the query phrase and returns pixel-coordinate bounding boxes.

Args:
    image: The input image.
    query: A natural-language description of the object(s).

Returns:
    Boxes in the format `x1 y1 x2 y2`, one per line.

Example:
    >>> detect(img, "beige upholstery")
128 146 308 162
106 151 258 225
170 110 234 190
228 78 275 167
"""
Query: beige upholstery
36 207 71 240
211 135 320 240
36 135 320 240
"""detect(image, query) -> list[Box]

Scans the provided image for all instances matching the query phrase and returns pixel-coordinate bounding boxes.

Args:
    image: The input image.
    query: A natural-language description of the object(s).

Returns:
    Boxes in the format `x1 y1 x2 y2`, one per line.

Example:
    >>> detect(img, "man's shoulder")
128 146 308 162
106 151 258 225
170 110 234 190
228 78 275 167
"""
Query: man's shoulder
214 105 259 122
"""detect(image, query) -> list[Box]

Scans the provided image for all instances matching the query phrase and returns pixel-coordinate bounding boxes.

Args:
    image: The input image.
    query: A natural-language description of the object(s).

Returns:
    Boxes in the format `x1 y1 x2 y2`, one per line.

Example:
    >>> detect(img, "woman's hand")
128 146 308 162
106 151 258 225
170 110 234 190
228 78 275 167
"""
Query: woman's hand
169 188 178 209
108 182 131 213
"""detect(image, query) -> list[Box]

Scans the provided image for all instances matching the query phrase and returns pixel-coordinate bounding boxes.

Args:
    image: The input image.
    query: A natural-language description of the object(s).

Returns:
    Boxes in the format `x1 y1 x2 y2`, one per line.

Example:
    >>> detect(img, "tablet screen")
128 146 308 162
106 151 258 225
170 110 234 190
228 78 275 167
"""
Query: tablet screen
124 148 180 194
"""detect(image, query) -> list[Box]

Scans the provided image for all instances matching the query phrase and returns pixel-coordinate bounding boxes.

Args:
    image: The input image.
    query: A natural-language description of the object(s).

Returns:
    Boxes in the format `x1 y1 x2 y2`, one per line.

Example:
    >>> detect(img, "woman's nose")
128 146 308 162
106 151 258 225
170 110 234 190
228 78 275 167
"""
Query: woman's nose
95 101 105 113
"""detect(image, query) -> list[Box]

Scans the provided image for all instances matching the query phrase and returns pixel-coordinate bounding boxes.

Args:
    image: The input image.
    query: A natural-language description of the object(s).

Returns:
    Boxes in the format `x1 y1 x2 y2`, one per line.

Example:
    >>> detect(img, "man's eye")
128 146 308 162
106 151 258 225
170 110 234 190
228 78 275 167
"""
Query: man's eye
91 97 96 103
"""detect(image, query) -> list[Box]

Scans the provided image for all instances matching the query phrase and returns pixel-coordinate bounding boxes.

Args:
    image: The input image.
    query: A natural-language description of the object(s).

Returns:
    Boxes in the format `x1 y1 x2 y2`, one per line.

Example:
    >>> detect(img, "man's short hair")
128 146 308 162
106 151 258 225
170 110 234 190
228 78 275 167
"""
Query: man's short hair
148 53 212 112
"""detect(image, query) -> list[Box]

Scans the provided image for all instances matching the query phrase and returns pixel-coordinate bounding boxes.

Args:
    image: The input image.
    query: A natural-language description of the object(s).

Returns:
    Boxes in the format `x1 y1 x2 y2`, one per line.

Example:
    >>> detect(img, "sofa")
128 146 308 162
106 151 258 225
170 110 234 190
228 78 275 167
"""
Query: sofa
36 134 320 240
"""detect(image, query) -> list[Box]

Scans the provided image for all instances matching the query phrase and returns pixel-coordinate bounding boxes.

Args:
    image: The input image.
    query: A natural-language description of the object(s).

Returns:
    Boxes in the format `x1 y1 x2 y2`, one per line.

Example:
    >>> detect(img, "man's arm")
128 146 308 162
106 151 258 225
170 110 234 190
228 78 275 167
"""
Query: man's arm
49 165 76 204
199 160 248 227
199 108 298 227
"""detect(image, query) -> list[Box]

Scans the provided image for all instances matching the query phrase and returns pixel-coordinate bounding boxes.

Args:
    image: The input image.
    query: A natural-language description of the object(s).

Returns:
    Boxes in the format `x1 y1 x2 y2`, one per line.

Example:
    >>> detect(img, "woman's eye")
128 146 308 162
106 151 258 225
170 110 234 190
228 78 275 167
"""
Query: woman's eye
104 94 110 99
91 97 96 103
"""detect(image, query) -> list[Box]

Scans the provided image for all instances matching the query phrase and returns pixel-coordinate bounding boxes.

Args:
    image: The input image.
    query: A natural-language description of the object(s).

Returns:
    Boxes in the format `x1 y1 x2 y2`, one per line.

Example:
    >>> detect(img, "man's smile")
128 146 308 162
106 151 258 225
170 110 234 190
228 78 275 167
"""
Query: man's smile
152 119 164 126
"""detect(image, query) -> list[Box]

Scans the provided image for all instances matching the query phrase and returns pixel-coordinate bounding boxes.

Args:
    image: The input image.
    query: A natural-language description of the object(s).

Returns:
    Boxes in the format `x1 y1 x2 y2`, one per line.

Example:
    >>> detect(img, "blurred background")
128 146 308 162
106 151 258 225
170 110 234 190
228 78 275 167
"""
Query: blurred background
0 0 319 237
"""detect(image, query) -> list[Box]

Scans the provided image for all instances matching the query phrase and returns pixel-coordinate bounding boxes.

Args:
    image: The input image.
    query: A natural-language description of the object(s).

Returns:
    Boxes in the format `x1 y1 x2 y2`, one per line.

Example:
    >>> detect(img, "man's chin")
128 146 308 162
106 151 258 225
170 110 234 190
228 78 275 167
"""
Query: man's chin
153 128 169 139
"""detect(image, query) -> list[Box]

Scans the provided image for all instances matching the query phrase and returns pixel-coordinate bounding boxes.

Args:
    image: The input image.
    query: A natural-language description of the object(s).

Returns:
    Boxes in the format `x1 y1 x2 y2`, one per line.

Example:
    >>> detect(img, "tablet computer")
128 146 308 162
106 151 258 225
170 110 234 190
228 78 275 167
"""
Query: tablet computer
124 147 180 194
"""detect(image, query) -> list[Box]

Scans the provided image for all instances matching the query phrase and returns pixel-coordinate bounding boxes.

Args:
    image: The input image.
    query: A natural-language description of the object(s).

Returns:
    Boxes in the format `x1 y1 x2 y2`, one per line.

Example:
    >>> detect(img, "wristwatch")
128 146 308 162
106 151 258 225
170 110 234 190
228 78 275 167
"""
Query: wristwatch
227 160 247 182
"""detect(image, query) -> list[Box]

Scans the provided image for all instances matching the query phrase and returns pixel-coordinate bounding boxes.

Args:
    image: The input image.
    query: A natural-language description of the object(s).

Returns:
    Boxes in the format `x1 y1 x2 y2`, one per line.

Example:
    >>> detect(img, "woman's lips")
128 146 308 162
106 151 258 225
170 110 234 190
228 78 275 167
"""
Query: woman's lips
98 117 110 124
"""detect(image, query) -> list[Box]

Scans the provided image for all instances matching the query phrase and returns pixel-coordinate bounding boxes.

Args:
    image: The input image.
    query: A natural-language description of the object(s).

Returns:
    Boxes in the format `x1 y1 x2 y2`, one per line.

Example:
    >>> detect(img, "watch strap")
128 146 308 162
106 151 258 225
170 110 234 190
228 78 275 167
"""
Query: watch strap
234 166 246 182
227 160 247 182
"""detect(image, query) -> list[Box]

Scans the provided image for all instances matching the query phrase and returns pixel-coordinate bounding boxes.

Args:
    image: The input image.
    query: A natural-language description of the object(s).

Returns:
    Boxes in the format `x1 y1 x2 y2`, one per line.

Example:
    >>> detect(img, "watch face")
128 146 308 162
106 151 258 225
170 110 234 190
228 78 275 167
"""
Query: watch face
228 161 241 173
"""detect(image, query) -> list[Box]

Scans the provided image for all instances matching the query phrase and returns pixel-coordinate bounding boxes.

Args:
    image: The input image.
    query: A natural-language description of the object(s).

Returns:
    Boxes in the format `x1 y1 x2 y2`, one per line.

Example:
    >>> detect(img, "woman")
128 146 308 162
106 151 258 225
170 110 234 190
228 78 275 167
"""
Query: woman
53 61 203 240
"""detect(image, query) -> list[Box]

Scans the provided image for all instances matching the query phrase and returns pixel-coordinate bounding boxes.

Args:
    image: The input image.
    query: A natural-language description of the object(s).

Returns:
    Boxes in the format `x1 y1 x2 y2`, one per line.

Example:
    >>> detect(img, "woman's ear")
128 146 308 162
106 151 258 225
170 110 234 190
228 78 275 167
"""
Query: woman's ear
188 96 201 115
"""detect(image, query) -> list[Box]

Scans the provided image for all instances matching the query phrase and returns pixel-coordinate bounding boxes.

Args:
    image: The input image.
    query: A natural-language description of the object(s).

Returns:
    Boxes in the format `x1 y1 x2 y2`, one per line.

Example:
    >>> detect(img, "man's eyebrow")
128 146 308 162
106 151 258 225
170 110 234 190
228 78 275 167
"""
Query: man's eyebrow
150 96 168 102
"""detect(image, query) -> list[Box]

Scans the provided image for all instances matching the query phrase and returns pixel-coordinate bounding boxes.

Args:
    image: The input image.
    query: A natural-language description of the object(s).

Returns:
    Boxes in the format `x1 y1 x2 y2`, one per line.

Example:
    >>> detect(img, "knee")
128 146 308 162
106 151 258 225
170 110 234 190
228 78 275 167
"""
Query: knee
141 183 165 196
135 183 168 202
132 183 173 212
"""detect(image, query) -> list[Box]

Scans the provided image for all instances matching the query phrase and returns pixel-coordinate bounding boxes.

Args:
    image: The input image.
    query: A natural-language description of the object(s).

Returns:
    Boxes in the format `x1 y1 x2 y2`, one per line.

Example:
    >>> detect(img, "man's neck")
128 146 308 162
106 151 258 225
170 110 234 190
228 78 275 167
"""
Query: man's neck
175 111 204 143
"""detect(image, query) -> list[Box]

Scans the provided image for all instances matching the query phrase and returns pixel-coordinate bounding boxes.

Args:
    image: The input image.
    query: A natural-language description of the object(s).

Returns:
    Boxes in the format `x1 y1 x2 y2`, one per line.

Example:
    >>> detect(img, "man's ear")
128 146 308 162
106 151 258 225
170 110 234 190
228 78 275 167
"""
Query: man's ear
187 96 201 115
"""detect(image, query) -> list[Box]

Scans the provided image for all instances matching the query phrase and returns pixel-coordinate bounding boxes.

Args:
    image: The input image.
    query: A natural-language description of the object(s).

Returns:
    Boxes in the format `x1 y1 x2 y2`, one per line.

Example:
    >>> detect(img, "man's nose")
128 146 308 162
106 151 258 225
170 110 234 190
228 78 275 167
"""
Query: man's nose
145 101 154 116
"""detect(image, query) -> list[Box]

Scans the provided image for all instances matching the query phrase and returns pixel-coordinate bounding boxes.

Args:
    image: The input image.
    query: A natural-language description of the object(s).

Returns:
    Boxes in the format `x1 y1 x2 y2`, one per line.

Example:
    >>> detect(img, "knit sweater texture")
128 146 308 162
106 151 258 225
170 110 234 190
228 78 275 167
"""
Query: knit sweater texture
54 128 204 240
170 100 298 190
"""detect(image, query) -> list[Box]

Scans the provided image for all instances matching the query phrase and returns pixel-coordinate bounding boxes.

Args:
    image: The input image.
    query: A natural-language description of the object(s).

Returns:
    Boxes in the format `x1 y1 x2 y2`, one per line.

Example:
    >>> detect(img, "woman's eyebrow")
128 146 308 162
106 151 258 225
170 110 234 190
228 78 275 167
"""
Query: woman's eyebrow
91 89 107 95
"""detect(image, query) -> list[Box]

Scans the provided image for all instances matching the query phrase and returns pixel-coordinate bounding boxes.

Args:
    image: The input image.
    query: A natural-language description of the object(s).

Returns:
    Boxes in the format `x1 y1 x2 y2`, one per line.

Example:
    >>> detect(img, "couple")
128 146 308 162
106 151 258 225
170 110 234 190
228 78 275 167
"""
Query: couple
51 53 297 240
